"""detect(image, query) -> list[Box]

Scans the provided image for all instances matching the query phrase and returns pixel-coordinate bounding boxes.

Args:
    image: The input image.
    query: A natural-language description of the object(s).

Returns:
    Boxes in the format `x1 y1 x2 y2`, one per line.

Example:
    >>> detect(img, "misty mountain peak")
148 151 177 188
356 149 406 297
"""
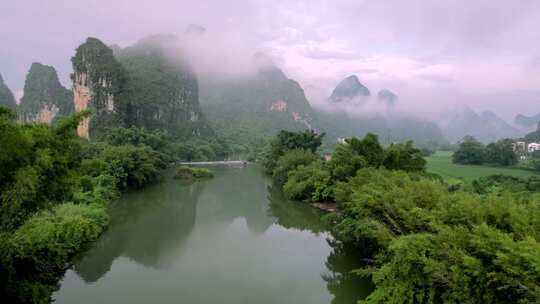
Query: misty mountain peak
330 75 370 103
185 24 206 36
377 89 398 106
514 113 540 130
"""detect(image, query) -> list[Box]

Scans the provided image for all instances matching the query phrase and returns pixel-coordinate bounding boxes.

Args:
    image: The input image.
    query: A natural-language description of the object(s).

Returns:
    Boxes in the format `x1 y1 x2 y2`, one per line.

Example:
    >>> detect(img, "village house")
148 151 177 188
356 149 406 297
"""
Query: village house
528 142 540 153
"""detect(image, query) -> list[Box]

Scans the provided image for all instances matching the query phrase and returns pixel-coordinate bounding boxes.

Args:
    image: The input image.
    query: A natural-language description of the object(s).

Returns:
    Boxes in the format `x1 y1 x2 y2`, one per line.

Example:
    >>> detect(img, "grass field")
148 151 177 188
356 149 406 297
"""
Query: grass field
425 151 538 182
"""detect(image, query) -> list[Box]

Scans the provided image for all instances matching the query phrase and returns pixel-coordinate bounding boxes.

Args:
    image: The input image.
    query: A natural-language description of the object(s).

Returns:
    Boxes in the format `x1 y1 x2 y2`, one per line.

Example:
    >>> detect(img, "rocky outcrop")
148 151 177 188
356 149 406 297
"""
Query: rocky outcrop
18 63 73 124
329 75 370 103
0 73 16 110
71 37 129 138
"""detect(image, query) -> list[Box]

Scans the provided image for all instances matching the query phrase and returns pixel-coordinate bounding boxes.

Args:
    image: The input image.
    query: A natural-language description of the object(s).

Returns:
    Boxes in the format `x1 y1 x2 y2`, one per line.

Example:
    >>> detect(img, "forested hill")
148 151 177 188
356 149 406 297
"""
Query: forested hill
199 57 316 144
18 62 74 124
71 36 212 139
0 73 16 109
115 34 212 138
441 106 522 143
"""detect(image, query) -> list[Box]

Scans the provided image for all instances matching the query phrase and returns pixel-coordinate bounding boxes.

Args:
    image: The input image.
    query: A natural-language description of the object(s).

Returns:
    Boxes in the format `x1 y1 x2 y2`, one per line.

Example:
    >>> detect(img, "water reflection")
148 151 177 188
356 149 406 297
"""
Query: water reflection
324 241 375 304
266 184 328 234
56 165 373 304
266 184 374 303
73 173 203 282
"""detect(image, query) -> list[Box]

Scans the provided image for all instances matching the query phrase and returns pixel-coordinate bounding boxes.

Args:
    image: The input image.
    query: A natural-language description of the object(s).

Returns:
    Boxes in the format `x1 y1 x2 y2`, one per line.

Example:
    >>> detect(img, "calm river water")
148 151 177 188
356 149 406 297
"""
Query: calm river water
53 165 372 304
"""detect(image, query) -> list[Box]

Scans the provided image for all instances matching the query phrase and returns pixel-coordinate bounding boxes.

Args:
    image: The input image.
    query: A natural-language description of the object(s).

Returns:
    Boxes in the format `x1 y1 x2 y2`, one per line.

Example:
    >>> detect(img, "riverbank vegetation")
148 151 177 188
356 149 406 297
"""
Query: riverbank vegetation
263 129 540 304
0 107 224 303
174 166 214 181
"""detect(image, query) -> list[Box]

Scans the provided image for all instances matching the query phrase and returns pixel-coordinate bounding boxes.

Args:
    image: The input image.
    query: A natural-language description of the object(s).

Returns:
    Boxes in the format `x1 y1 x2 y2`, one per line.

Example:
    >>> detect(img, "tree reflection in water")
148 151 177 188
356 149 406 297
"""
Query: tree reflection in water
267 184 374 303
72 172 203 282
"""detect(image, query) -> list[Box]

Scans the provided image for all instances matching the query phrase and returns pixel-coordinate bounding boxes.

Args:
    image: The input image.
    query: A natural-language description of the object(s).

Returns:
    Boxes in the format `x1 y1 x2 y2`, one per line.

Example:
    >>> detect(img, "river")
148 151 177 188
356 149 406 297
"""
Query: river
53 165 373 303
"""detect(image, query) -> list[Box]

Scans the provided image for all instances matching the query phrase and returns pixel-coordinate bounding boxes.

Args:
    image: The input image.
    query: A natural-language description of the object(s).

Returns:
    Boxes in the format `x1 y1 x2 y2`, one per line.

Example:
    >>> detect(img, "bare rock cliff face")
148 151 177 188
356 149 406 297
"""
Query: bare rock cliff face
73 72 92 137
18 62 73 124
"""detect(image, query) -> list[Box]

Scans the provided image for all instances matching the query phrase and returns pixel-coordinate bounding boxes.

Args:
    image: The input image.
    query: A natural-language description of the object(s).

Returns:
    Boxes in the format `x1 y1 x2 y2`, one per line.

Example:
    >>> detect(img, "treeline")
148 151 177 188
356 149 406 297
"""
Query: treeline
264 130 426 202
263 129 540 304
0 107 233 303
453 136 517 166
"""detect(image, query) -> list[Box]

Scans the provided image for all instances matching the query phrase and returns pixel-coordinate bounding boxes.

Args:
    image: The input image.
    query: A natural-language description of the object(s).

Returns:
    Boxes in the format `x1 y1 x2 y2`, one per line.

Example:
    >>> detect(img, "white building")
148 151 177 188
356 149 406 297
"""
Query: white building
528 142 540 153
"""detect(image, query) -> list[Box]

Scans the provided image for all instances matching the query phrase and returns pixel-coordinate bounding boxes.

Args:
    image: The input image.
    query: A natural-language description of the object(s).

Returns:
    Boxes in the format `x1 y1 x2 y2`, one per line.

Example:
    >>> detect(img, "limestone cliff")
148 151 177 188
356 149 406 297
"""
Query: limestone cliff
0 73 16 110
18 63 73 124
71 37 129 138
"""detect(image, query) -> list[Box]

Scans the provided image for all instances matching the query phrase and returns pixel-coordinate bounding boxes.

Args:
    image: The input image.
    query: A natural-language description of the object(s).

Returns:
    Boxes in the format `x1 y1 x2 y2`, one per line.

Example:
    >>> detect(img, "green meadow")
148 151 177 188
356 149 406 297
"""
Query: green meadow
425 151 538 182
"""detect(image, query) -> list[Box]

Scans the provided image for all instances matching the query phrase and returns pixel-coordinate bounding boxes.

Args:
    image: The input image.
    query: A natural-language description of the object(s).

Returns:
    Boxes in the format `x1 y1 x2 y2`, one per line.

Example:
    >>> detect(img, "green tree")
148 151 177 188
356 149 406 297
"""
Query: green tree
452 136 485 165
382 141 426 171
484 138 518 166
264 129 324 173
272 149 318 186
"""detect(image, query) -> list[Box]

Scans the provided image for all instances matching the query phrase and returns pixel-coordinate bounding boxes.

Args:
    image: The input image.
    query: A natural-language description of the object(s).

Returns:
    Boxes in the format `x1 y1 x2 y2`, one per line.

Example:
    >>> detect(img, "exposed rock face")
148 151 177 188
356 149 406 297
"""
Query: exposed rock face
377 89 398 106
115 34 212 137
329 75 370 103
0 73 16 110
270 100 287 112
71 37 129 138
18 63 73 124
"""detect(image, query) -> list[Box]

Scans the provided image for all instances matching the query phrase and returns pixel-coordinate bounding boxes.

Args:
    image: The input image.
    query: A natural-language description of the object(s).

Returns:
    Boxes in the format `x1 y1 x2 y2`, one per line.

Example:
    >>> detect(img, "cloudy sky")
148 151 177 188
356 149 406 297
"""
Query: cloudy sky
1 0 539 118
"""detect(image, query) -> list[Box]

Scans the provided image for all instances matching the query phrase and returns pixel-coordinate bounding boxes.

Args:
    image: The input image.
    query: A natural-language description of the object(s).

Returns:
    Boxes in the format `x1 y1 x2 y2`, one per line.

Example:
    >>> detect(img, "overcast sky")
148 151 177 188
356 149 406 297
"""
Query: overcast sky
1 0 539 118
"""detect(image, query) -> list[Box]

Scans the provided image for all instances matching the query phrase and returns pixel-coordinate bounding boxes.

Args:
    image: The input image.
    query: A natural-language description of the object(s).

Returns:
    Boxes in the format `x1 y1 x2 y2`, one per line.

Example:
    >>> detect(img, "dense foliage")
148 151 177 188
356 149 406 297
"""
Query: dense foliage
264 131 427 202
174 166 214 181
331 169 540 304
265 129 540 303
453 136 517 166
116 35 212 138
0 107 185 302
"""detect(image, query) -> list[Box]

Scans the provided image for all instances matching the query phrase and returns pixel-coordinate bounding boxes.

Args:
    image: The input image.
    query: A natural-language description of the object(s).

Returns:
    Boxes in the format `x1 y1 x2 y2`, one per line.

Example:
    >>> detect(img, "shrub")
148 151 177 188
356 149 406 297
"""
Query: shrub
272 149 318 186
283 161 334 201
174 166 214 181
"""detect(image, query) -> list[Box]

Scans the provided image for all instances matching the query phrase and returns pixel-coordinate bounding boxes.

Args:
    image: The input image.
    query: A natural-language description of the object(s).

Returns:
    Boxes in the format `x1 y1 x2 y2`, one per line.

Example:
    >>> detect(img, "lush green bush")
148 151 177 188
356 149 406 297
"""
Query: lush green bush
283 161 334 201
470 174 540 194
453 136 517 166
1 201 108 303
453 136 486 165
272 149 319 186
174 166 214 181
331 167 540 304
263 129 324 174
382 141 426 172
